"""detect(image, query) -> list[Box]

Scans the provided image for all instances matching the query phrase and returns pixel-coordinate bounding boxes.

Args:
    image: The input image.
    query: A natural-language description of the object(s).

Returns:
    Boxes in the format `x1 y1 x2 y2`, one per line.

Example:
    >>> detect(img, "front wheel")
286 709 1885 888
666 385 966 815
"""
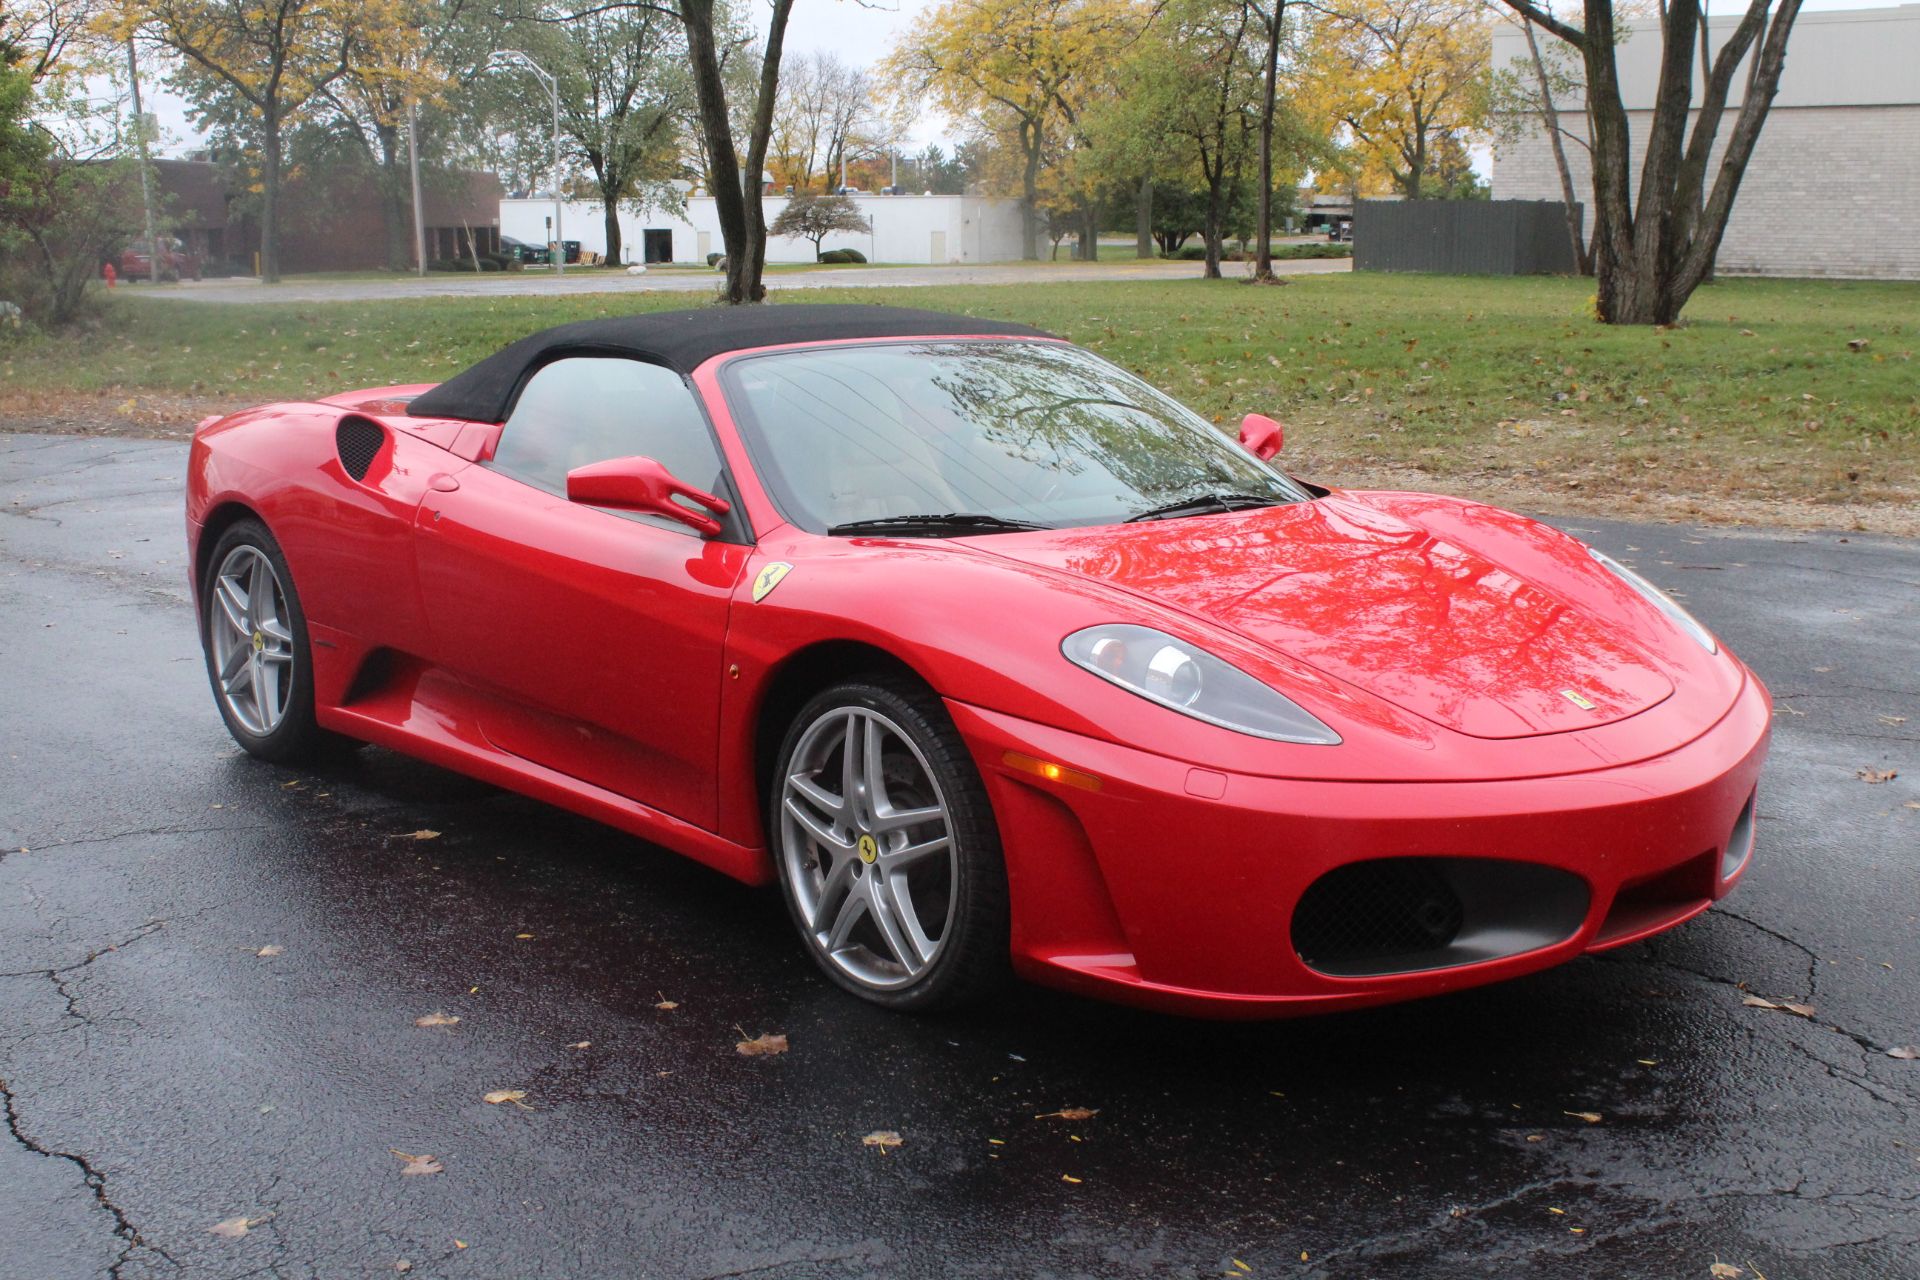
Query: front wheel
771 677 1009 1012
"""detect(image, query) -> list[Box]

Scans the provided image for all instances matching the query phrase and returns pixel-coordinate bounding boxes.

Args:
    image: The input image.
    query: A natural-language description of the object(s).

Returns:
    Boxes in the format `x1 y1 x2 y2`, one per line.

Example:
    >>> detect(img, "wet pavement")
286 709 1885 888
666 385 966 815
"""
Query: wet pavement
2 432 1915 1280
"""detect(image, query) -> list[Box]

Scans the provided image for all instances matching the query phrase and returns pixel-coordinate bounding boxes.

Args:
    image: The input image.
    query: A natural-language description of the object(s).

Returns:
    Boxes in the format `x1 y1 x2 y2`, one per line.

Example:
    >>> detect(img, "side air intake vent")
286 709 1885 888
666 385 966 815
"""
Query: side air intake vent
336 417 386 481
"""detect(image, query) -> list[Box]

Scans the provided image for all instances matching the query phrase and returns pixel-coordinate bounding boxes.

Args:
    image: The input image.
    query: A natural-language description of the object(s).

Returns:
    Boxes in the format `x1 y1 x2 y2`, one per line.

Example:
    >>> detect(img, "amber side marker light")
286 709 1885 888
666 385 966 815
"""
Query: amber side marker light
1003 751 1102 792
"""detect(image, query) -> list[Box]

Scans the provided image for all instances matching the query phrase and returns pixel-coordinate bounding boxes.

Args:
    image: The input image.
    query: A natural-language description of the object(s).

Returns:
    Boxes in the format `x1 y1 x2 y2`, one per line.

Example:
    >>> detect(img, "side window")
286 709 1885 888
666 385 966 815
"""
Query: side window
492 357 727 501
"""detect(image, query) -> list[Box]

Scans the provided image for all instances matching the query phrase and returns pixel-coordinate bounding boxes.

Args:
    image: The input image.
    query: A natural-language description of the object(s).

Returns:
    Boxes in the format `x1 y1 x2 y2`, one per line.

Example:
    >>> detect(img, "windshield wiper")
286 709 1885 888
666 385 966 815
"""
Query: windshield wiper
827 512 1053 538
1126 492 1284 523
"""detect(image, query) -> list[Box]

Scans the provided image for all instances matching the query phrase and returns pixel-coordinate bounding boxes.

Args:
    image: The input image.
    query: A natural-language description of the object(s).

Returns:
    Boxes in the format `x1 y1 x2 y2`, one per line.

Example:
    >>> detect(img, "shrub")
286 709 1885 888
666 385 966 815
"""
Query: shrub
818 247 867 264
706 251 722 267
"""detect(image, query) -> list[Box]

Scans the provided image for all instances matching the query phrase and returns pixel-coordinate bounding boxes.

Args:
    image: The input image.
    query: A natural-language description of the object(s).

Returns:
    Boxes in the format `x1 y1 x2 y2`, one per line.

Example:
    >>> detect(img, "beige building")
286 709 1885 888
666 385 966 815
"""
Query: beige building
1490 4 1920 281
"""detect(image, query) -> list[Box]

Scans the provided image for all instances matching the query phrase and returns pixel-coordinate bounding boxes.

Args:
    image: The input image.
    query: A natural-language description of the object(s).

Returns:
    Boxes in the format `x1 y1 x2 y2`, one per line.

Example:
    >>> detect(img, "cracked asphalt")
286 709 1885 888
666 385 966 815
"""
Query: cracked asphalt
2 432 1916 1280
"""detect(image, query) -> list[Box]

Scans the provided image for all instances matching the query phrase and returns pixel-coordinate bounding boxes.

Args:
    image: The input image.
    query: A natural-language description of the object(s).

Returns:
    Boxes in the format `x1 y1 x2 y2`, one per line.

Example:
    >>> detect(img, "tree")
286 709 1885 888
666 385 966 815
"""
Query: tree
1245 0 1286 279
547 4 689 265
1496 0 1802 324
121 0 416 282
886 0 1144 260
680 0 796 302
1085 0 1260 278
768 188 870 256
1 0 144 325
1301 0 1489 200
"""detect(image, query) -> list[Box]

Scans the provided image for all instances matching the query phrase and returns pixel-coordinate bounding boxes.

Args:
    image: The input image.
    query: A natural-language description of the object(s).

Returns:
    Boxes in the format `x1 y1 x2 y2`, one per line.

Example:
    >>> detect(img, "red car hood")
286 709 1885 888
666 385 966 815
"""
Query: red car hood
972 497 1675 740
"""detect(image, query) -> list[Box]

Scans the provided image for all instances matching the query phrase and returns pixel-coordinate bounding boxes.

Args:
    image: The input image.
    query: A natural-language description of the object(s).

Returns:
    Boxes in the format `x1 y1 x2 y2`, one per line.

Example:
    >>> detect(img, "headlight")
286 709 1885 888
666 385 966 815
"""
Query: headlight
1062 624 1341 744
1589 548 1718 653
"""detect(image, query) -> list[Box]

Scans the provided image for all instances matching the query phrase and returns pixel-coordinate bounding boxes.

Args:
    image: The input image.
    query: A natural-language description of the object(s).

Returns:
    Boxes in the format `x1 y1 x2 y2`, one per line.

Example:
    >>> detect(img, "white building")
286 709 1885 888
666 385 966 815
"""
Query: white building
499 191 1026 266
1490 4 1920 280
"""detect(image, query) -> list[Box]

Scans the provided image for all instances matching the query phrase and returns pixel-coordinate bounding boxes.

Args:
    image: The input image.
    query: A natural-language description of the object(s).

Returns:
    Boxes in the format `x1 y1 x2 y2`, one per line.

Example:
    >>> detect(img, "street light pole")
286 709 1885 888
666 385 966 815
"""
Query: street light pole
407 100 426 277
490 51 563 275
126 39 158 283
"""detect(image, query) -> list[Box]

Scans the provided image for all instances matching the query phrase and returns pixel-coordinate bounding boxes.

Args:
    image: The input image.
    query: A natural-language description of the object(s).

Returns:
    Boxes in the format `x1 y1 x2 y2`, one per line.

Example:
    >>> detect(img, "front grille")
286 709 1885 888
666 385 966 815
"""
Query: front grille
1292 859 1464 969
1292 856 1589 978
335 417 385 481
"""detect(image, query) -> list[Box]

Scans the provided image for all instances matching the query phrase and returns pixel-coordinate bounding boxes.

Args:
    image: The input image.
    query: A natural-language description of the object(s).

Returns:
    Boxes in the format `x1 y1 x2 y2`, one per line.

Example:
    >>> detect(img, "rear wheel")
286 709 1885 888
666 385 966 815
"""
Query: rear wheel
771 677 1009 1012
200 519 324 764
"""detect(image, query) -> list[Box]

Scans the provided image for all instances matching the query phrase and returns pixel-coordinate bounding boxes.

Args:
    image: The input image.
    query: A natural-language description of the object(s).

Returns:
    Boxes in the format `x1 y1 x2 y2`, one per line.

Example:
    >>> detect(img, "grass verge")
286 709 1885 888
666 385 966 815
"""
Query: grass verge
3 273 1914 532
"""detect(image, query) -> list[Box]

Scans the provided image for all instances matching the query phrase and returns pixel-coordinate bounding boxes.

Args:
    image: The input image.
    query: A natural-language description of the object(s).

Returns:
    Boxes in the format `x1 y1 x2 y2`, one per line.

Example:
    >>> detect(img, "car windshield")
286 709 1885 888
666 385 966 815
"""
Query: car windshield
720 340 1311 533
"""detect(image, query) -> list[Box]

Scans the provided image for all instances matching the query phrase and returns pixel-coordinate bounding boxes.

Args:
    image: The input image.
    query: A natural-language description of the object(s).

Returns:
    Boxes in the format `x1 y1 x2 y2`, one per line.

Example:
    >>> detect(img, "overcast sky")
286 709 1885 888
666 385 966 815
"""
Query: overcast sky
132 0 1904 160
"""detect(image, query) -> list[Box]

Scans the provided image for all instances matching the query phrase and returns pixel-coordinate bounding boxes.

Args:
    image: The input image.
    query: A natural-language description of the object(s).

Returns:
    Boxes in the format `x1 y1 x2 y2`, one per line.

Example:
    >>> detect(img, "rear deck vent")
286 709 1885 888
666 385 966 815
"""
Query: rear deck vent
336 417 385 481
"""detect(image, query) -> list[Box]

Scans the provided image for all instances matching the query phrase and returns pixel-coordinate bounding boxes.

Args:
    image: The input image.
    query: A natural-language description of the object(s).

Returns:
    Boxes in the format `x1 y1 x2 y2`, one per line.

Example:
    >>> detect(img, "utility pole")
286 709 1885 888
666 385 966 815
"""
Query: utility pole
126 39 158 283
491 51 564 274
407 101 427 277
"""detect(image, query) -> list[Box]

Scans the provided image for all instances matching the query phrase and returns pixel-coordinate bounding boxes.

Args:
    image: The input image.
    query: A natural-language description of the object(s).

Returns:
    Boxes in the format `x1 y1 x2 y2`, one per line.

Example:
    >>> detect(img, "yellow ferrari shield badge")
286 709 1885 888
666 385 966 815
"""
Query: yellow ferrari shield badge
857 834 879 864
751 561 793 603
1560 689 1597 711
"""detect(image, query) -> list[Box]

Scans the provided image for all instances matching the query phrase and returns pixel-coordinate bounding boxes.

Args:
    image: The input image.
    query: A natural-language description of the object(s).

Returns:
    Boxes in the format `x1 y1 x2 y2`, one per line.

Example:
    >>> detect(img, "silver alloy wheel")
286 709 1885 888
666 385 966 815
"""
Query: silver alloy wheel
207 544 295 737
780 706 958 990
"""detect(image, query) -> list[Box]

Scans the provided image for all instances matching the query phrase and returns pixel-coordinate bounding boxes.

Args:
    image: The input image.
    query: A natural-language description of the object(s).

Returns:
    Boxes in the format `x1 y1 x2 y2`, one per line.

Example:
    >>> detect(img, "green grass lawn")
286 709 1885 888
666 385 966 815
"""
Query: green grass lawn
5 272 1915 523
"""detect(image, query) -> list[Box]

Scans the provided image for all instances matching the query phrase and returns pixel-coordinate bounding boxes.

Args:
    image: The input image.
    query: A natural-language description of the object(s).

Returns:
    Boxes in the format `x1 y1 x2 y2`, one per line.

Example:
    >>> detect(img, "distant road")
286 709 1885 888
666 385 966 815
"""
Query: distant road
133 256 1352 304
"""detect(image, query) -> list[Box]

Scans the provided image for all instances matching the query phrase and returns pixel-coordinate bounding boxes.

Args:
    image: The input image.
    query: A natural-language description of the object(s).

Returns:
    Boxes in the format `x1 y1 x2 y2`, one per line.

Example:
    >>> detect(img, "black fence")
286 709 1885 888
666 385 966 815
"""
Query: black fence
1353 200 1583 276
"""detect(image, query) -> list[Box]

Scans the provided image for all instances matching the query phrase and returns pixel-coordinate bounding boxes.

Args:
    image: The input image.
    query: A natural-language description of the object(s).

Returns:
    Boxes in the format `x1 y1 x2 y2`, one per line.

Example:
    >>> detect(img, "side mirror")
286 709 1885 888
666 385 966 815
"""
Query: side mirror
565 456 730 536
1239 413 1284 461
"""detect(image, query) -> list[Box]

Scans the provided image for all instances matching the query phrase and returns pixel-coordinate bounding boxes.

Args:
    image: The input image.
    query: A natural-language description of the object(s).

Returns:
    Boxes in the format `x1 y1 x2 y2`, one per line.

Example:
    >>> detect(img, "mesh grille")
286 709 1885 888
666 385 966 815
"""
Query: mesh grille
335 417 385 481
1292 859 1465 970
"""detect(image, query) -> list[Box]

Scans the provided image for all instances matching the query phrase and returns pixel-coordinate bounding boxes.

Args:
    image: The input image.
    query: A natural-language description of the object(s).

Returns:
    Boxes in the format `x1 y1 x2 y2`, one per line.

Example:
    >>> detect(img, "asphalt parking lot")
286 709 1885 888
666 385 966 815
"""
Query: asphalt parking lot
2 432 1915 1280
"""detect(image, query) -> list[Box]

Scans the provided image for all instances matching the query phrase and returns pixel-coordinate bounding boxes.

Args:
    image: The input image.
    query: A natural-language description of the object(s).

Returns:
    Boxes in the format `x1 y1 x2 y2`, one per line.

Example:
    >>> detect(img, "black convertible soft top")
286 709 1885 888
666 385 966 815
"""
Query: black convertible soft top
407 303 1054 424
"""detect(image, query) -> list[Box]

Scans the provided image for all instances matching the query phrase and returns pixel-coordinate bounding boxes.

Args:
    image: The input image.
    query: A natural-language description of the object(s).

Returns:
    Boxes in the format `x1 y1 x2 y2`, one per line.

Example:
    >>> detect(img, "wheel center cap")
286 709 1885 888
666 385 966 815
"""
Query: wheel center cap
857 833 878 864
251 630 265 652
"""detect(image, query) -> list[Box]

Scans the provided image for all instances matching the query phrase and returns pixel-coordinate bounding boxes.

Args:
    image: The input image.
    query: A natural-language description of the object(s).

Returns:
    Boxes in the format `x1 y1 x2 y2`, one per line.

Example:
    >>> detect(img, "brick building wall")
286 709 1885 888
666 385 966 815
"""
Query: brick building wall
1492 105 1920 281
1490 4 1920 282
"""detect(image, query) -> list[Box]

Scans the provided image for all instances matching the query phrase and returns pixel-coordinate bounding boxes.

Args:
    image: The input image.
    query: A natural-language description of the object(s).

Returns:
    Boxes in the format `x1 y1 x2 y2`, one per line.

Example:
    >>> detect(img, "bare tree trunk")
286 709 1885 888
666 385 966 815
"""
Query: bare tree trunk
260 109 282 282
1252 0 1286 280
1082 204 1098 261
1020 123 1041 260
1521 18 1590 275
1135 174 1153 258
603 194 623 266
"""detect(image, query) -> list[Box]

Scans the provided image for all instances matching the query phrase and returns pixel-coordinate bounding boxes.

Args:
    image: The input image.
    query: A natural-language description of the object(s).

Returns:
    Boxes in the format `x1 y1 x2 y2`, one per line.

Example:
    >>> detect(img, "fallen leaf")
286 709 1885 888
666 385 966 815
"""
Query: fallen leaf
1563 1110 1603 1124
735 1032 789 1057
1879 715 1908 727
1847 338 1871 352
1906 801 1920 811
1742 995 1780 1010
390 1149 444 1176
862 1130 904 1151
396 1262 412 1274
1780 1002 1816 1018
655 1000 679 1010
407 829 441 840
454 1239 467 1250
255 945 283 957
1548 1206 1567 1215
1710 1264 1744 1279
567 1040 591 1050
414 1013 460 1028
1745 995 1815 1018
515 933 535 940
1060 1174 1082 1184
1637 1058 1659 1066
1035 1107 1099 1121
1887 1045 1919 1060
1858 768 1897 784
1231 1261 1252 1274
208 1215 268 1239
1525 1133 1544 1142
482 1088 529 1107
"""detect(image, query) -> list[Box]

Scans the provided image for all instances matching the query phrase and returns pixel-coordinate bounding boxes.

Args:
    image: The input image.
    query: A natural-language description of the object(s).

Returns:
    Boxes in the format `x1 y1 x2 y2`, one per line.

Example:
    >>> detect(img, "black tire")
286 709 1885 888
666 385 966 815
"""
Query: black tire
769 675 1009 1012
199 517 326 765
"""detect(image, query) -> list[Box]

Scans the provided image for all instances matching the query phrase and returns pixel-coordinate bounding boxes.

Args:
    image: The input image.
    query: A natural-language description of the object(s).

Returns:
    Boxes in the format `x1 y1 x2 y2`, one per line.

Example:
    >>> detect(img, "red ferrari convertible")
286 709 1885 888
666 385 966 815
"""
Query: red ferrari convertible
187 305 1769 1016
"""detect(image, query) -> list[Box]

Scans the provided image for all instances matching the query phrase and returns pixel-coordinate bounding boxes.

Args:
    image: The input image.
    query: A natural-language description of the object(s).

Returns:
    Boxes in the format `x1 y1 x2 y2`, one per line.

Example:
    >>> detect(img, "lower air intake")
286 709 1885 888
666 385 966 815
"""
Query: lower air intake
1292 857 1589 978
335 417 385 482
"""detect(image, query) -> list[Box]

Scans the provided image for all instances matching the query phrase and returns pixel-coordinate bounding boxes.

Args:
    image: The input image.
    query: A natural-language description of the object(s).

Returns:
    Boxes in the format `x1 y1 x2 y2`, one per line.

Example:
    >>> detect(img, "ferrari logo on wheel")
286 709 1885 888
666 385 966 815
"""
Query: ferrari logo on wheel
752 561 793 603
857 834 879 864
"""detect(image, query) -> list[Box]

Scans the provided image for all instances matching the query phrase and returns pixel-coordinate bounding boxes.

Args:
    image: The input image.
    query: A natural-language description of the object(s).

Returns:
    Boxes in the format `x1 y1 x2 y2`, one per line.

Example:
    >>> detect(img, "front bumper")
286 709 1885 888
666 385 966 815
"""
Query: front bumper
951 670 1770 1018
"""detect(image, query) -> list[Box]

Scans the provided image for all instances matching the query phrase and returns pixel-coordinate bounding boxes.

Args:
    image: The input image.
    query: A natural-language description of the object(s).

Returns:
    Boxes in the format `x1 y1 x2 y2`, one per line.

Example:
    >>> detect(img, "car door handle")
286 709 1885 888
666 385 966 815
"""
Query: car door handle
428 473 461 492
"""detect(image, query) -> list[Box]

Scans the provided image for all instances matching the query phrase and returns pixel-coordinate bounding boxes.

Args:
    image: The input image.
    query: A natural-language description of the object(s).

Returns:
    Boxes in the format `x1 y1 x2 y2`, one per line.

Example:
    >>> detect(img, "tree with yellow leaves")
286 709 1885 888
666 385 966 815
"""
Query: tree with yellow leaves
114 0 423 281
1299 0 1489 200
884 0 1147 259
